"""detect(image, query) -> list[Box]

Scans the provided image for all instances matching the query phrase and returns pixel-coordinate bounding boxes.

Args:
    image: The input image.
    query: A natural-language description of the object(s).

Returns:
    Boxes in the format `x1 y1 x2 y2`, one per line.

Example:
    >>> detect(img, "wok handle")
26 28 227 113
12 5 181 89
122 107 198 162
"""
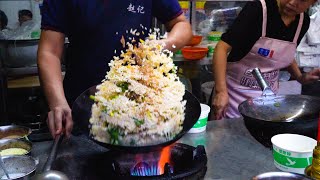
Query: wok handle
252 68 274 96
42 134 63 172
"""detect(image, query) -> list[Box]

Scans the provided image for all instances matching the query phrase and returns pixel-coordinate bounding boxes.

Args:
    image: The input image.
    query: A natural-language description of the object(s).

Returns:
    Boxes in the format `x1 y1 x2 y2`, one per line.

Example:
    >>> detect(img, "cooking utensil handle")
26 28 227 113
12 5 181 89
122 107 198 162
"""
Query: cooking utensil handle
252 68 269 90
252 68 274 96
43 134 63 172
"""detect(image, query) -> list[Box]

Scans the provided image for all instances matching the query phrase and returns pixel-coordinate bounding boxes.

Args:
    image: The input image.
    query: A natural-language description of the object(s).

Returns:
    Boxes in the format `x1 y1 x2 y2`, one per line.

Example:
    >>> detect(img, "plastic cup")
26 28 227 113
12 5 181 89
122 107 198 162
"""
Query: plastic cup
271 134 317 174
188 104 211 133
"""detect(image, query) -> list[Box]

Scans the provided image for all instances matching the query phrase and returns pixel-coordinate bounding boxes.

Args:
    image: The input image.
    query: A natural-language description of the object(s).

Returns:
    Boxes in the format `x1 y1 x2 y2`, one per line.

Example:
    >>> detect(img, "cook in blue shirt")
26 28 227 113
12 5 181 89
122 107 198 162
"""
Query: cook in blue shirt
38 0 192 138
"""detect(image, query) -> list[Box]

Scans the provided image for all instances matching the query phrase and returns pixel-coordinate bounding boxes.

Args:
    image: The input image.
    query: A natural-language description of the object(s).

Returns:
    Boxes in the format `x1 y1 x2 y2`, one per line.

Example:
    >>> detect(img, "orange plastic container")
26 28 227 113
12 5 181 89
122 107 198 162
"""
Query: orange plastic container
186 35 203 46
181 47 208 60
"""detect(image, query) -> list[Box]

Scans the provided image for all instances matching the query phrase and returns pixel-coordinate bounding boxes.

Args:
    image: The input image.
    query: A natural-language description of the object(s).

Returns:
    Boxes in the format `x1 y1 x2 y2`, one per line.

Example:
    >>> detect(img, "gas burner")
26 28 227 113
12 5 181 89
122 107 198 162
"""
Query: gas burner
52 143 207 180
111 143 207 179
130 162 173 176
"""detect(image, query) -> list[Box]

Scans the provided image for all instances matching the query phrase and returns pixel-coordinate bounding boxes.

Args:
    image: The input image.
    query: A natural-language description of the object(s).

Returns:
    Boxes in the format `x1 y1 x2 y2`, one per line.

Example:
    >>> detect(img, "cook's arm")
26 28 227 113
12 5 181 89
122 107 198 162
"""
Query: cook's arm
163 14 192 52
288 61 320 84
38 30 65 108
37 30 73 138
211 40 232 120
287 61 302 81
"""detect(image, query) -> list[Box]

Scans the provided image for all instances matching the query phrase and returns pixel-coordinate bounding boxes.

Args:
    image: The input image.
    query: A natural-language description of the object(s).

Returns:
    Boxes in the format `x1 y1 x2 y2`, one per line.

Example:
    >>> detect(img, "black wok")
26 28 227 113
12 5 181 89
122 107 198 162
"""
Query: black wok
72 85 201 152
239 68 320 148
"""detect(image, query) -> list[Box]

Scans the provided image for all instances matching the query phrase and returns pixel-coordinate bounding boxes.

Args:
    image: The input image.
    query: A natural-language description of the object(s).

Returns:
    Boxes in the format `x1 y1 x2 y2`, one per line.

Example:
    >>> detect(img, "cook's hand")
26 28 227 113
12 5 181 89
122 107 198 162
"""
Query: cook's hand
298 68 320 84
47 103 73 139
211 91 229 120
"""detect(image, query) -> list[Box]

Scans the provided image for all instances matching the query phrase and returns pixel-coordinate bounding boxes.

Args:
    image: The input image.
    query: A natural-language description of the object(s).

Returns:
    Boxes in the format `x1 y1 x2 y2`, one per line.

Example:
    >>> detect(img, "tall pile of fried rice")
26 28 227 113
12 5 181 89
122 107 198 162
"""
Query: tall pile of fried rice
89 36 186 146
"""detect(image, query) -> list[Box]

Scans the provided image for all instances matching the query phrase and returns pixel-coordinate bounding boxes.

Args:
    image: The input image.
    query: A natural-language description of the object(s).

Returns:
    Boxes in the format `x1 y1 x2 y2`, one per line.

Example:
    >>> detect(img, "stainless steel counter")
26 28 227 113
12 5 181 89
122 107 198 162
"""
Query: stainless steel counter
179 118 277 179
31 118 277 180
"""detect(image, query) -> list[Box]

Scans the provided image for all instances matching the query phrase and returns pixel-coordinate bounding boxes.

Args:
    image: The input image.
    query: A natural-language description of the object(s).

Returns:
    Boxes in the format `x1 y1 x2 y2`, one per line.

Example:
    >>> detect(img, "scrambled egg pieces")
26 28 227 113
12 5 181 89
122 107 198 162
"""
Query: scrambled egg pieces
0 148 28 156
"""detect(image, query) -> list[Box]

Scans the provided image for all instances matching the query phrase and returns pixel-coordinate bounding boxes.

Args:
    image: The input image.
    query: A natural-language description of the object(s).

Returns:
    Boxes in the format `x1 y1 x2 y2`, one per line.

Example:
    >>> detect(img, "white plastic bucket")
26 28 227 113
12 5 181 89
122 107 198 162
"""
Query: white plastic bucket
188 104 211 133
271 134 317 174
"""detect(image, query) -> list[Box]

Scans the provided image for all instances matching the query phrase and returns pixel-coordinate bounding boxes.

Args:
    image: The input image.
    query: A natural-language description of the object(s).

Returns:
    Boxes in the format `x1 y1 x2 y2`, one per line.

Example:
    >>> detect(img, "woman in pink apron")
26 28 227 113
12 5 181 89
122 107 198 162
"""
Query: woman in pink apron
211 0 320 120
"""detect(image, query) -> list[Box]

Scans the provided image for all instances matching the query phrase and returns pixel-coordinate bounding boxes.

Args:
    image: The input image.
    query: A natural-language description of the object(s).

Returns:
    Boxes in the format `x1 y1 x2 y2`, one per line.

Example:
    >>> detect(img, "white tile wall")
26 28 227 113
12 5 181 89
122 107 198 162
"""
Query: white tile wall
0 0 42 29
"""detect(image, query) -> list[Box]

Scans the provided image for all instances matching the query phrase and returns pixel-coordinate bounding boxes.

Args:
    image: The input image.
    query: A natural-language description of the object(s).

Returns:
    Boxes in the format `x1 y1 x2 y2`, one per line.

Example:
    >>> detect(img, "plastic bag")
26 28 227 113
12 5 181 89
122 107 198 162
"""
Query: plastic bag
296 52 320 67
197 7 242 35
209 7 242 30
1 20 41 40
0 29 14 40
297 36 320 55
306 11 320 45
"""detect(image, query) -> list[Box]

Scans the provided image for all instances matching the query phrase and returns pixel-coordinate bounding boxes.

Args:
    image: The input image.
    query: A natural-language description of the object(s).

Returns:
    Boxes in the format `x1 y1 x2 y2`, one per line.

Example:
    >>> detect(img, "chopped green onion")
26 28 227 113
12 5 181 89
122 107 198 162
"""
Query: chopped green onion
108 127 119 145
133 117 144 127
102 106 108 113
116 82 129 92
110 94 119 100
89 95 95 101
274 102 281 107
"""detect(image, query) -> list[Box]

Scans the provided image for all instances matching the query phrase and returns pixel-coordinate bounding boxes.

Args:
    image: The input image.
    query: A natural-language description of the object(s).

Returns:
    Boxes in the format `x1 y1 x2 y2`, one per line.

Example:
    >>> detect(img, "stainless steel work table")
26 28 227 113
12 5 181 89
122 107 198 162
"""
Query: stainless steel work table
31 118 278 180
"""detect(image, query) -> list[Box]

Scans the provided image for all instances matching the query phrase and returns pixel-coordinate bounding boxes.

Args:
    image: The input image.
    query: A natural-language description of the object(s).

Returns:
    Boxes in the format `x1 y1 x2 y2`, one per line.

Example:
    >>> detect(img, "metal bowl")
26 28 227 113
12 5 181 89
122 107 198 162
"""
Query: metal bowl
0 139 32 156
0 125 32 140
0 155 38 180
252 172 312 180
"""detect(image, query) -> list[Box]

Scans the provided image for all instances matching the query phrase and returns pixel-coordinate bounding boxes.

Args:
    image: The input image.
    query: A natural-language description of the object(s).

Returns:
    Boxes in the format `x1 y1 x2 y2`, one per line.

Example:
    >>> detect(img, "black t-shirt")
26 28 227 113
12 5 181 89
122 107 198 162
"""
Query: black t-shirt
221 0 310 62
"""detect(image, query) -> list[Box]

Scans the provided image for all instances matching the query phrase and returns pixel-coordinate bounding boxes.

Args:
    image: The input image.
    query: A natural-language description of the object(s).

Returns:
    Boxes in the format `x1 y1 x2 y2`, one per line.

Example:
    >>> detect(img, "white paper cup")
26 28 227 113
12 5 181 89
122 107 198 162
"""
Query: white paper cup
188 104 211 133
271 134 317 174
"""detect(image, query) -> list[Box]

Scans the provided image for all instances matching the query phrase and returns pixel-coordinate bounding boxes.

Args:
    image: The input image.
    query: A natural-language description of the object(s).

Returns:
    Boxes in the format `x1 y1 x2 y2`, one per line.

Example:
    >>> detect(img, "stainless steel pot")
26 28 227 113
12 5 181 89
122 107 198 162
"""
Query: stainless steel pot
0 40 38 68
0 125 32 140
0 138 32 155
0 155 38 180
0 38 68 69
252 172 312 180
239 68 320 147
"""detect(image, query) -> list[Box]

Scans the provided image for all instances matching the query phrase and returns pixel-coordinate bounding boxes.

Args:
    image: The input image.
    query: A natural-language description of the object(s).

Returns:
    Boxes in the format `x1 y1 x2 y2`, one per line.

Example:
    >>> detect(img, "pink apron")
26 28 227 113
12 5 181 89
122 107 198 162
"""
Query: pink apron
224 0 304 118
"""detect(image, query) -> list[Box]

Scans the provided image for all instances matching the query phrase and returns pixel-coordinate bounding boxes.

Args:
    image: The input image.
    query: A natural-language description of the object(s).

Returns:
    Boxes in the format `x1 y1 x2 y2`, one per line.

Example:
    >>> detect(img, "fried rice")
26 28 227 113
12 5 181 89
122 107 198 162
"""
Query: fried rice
89 35 186 146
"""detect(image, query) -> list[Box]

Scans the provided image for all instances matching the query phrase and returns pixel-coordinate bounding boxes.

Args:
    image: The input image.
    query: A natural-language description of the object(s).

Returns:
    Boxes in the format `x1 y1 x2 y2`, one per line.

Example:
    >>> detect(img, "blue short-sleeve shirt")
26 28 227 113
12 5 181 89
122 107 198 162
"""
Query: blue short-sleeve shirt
41 0 182 103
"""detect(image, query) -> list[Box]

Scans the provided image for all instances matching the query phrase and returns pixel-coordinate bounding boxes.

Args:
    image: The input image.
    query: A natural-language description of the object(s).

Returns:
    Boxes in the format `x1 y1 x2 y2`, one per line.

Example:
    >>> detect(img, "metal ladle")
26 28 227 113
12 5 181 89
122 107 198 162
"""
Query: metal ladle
33 170 68 180
32 135 69 180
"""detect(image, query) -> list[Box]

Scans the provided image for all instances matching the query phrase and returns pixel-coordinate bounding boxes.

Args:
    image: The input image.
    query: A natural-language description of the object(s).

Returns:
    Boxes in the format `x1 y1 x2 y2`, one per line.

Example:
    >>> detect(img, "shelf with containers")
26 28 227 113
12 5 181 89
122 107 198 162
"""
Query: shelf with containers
175 0 251 103
177 0 250 59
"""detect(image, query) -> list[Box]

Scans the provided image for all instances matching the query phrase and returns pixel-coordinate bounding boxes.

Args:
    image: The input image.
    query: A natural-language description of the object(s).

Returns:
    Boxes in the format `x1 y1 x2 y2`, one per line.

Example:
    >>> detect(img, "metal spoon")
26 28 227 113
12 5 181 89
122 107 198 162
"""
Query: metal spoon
32 135 69 180
42 134 63 172
0 154 11 180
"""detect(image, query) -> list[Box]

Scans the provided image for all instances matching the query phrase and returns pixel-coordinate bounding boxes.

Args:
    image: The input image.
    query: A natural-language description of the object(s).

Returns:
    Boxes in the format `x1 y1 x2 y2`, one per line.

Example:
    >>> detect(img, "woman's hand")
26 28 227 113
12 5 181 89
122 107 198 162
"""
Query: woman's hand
211 91 229 120
297 68 320 84
47 103 73 139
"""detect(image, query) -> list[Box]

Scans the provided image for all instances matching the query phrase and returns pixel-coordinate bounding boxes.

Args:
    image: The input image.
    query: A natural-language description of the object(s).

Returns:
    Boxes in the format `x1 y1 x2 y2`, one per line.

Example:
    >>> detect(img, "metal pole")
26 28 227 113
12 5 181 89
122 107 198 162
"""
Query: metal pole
0 42 8 124
0 64 8 124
